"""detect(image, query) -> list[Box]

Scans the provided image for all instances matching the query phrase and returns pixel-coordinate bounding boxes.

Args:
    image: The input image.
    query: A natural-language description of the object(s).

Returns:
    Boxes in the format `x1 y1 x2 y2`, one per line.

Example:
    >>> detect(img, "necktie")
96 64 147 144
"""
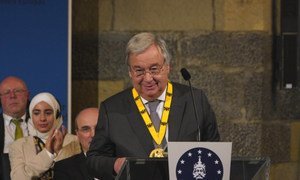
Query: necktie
148 100 167 149
148 100 161 132
11 119 23 140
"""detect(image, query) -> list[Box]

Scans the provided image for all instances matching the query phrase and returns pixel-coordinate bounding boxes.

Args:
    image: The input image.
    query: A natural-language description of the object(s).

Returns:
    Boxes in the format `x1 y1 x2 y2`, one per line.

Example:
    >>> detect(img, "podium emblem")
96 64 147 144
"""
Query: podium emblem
176 147 223 180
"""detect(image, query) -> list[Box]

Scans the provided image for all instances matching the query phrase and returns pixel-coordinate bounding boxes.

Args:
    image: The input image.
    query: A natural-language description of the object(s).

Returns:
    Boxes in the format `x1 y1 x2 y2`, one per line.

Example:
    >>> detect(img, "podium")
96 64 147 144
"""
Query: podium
115 157 270 180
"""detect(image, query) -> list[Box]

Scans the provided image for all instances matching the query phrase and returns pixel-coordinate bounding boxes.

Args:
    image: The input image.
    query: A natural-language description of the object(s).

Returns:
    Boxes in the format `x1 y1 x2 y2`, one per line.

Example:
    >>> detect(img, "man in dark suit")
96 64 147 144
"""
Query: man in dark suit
53 107 99 180
0 76 30 180
87 32 220 179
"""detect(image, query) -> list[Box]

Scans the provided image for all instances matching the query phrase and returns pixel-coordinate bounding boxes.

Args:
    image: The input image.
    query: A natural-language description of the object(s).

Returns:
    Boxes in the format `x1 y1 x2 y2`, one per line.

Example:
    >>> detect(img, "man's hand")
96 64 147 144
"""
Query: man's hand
114 157 126 174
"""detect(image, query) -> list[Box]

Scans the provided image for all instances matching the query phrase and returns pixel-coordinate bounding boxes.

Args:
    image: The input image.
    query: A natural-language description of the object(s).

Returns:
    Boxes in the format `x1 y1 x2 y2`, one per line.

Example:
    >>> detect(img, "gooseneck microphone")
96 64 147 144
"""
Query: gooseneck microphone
180 68 191 81
180 68 201 141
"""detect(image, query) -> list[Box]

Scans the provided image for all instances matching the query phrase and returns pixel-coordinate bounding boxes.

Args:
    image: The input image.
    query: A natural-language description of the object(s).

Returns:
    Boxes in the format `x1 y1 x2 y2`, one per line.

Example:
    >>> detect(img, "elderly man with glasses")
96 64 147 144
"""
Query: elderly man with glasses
54 107 99 180
87 32 220 180
0 76 30 180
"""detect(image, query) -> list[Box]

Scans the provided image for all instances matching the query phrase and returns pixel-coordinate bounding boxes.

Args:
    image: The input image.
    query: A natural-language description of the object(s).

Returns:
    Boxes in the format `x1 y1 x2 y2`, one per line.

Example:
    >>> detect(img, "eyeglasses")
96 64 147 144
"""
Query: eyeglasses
130 64 165 77
77 126 95 133
0 89 27 97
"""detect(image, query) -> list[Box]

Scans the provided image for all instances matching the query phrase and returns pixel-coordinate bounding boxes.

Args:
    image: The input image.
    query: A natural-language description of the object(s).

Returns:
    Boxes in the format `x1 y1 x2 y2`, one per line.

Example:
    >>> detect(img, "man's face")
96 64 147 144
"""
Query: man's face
0 77 29 118
128 44 170 101
76 109 98 153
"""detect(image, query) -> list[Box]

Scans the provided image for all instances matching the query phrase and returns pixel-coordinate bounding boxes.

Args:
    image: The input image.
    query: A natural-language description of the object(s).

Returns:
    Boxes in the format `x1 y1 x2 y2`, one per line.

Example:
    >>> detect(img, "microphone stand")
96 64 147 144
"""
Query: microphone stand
187 79 201 141
181 68 201 141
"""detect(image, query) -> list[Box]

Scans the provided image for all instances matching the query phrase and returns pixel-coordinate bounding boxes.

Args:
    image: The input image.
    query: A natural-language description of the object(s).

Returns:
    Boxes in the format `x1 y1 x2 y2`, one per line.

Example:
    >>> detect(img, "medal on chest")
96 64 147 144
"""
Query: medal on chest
132 82 173 157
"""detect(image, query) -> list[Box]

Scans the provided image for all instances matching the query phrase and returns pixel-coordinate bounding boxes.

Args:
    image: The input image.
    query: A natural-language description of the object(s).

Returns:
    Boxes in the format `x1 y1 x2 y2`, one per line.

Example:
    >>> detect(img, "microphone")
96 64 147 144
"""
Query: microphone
180 68 201 141
180 68 191 81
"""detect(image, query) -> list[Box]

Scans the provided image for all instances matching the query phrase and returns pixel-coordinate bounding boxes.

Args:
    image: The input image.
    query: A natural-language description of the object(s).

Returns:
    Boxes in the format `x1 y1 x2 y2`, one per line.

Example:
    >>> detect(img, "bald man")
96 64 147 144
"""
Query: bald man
54 107 99 180
0 76 30 180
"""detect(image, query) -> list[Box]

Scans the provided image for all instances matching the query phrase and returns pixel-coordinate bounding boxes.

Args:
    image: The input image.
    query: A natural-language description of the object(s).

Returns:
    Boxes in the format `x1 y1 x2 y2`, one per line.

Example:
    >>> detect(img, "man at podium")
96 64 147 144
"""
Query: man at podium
86 32 220 179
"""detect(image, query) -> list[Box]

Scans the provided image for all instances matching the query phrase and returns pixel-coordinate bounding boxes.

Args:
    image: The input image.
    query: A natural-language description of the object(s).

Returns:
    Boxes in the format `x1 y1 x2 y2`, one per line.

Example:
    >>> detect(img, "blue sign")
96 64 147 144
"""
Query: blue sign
176 147 224 180
0 0 70 127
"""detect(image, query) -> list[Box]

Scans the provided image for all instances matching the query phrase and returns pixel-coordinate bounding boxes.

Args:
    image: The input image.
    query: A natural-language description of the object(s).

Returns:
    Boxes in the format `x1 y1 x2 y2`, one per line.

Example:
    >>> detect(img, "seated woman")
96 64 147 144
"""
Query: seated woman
9 92 81 180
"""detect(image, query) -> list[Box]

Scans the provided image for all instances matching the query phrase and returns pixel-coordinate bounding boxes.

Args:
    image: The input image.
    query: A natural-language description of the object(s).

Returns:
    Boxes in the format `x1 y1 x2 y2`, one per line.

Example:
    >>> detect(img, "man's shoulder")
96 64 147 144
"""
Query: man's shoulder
0 113 4 122
0 113 4 127
55 153 83 166
172 82 191 95
0 113 3 153
172 82 188 89
103 87 132 104
54 153 88 180
172 82 204 94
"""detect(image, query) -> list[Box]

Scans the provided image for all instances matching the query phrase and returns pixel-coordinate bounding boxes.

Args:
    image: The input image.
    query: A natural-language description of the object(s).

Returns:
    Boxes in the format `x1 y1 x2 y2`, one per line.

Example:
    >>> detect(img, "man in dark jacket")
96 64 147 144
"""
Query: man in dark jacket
0 76 30 180
54 107 99 180
86 32 220 180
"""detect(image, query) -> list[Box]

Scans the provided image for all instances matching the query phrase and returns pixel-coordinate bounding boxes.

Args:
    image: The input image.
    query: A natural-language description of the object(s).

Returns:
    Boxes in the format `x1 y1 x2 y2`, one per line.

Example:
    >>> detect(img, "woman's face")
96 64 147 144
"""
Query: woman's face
32 101 55 133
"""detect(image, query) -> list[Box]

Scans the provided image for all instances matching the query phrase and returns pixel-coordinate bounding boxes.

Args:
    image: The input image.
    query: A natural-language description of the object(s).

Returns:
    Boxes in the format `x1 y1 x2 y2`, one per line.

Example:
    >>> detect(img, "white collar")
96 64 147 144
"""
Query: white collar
3 113 26 126
140 87 167 104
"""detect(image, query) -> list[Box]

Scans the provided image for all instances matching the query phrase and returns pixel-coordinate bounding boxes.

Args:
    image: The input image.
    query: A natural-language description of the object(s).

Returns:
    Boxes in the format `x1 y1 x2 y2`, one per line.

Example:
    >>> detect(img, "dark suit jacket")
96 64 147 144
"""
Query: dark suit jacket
87 82 220 179
54 152 93 180
0 114 11 180
1 112 29 180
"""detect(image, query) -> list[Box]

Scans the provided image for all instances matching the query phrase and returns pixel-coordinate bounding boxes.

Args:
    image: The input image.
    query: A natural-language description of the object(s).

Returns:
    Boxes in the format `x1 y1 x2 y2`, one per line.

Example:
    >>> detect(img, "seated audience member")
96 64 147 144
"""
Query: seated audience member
9 92 81 180
0 76 30 180
54 107 99 180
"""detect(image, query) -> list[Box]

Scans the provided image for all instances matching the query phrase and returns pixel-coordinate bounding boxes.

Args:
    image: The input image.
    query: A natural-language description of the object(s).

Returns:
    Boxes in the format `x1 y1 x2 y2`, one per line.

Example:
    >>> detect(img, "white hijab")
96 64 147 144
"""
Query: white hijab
27 92 62 142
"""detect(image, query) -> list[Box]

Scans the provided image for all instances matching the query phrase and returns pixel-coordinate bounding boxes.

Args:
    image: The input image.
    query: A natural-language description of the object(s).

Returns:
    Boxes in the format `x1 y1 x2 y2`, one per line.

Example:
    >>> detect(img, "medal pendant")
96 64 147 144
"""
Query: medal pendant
149 148 165 158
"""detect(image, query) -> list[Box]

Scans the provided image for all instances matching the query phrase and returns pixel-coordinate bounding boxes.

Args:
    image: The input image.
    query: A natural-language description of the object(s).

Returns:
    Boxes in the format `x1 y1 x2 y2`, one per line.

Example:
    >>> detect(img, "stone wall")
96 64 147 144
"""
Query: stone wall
72 0 300 179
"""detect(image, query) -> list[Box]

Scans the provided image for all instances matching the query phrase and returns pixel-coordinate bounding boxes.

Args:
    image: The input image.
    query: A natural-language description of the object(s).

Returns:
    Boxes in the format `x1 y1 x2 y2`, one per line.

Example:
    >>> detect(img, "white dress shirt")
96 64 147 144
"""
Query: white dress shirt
3 113 29 153
140 88 169 144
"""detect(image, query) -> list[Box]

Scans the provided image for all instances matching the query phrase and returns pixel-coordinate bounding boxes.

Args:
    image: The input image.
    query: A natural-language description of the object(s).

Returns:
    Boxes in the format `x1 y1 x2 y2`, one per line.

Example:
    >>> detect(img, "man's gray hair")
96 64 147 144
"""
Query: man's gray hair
125 32 171 66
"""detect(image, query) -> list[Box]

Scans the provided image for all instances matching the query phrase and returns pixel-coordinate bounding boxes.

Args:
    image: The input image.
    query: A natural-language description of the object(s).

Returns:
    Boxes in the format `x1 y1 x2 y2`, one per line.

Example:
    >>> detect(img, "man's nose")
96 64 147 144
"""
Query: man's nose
90 127 95 137
143 71 154 81
9 90 17 98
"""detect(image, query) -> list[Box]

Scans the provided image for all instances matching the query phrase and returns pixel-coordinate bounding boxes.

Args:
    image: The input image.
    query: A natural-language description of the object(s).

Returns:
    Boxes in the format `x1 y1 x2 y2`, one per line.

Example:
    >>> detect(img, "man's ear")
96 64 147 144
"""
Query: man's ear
165 64 170 74
129 71 132 78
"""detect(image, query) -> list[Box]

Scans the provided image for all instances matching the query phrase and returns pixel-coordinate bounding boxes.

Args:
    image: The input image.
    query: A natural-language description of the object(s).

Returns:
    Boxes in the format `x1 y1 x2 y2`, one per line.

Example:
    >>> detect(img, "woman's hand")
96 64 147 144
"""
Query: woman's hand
52 126 67 154
45 126 67 155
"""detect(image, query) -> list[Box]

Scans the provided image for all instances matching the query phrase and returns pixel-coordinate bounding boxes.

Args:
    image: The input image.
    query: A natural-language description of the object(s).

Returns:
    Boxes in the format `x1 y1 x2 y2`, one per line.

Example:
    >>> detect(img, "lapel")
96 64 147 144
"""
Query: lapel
124 84 187 153
168 86 185 141
0 114 4 154
25 113 30 123
1 114 8 179
78 153 89 178
125 92 155 155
